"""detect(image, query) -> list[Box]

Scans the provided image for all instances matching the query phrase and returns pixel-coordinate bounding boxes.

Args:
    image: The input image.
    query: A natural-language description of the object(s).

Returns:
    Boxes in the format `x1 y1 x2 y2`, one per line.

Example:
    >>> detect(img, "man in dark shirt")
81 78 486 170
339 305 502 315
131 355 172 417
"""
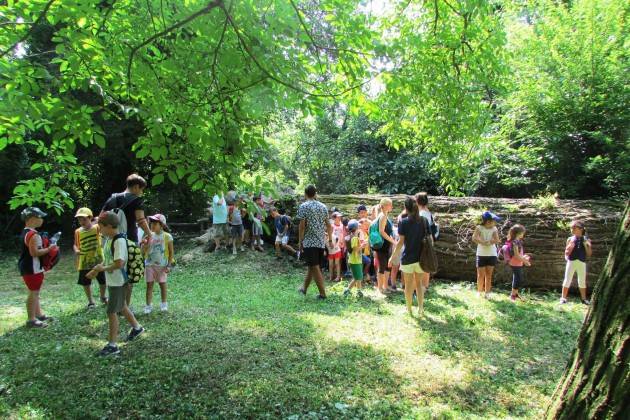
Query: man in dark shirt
100 174 152 308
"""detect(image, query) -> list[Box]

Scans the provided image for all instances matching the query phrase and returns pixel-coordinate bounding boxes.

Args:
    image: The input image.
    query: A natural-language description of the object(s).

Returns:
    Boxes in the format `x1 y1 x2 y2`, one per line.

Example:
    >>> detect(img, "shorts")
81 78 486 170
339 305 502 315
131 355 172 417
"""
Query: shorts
22 273 44 291
362 255 371 266
349 263 364 280
327 251 342 260
107 284 128 314
375 249 390 274
230 224 244 238
275 234 289 245
476 256 498 267
145 265 168 284
77 270 106 286
511 265 524 289
400 262 424 274
563 259 586 288
213 223 229 240
303 247 325 267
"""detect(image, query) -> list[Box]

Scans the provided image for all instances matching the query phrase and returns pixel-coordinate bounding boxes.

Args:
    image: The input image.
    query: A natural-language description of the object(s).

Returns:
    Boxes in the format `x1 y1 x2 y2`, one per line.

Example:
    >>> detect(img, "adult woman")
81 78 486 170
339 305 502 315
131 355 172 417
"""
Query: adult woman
374 198 396 293
415 192 436 290
389 197 428 316
472 211 501 298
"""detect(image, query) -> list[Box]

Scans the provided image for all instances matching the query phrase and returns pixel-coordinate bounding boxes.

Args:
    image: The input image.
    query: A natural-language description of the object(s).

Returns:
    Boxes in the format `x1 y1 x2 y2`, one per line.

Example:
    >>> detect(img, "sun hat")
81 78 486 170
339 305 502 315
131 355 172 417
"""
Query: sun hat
148 213 168 229
74 207 93 218
332 211 343 218
347 219 359 232
21 207 47 221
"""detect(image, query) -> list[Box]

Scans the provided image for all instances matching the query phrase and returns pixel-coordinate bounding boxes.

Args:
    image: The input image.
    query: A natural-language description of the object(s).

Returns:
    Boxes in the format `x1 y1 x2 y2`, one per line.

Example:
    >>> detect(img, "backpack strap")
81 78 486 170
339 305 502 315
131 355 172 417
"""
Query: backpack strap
24 229 36 247
116 193 139 211
110 233 127 256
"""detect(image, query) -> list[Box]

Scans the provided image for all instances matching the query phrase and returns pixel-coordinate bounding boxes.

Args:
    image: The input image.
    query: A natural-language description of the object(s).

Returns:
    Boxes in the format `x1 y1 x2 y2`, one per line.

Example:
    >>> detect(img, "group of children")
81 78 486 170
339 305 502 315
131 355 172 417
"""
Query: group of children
17 192 593 353
17 203 175 357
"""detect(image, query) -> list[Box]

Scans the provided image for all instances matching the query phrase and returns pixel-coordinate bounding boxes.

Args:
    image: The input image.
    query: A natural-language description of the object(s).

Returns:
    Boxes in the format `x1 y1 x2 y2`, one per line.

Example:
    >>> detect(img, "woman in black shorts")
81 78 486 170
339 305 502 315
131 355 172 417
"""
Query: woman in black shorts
375 198 396 294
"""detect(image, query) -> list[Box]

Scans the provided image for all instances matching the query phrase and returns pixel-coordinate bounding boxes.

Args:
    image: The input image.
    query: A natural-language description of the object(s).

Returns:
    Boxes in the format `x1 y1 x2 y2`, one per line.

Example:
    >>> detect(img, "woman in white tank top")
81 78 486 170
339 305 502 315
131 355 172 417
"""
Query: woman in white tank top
472 211 501 298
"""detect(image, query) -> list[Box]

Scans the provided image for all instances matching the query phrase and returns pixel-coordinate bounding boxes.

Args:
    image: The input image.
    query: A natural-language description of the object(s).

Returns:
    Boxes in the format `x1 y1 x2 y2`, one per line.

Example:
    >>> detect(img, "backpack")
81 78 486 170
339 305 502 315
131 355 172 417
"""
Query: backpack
23 230 60 272
429 214 439 240
111 233 145 283
498 240 514 264
345 234 354 254
369 217 385 250
100 193 139 235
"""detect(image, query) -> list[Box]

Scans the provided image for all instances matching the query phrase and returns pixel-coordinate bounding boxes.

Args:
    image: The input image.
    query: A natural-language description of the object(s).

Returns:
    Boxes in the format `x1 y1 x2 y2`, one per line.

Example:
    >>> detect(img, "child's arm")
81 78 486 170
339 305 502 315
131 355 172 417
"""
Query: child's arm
585 237 593 258
471 226 483 245
565 237 575 257
73 231 80 254
491 228 501 245
513 244 531 266
28 234 54 257
389 234 405 265
167 239 175 266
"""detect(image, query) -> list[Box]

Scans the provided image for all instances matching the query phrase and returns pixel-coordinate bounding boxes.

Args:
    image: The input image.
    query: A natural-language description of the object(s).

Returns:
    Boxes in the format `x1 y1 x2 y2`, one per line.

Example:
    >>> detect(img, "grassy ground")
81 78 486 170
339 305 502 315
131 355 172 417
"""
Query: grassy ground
0 244 586 419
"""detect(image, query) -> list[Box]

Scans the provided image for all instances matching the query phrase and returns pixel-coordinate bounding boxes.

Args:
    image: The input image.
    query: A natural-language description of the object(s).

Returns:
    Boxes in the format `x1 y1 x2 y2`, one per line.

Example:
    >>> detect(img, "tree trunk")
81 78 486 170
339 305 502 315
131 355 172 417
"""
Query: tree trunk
546 202 630 419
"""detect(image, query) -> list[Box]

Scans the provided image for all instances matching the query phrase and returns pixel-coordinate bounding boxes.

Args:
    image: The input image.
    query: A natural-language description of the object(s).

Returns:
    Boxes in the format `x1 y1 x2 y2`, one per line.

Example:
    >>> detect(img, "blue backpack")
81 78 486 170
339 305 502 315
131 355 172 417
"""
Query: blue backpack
369 217 384 250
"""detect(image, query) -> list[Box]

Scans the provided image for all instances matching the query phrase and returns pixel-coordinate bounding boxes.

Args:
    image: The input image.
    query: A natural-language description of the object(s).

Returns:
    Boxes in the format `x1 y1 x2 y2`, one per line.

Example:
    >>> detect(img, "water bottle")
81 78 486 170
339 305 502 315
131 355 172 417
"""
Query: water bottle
50 231 62 245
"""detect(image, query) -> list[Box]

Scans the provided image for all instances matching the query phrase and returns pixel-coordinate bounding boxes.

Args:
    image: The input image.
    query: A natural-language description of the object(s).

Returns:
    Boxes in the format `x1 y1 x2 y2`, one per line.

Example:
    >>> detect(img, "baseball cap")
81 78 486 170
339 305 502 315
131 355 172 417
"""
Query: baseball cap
332 211 342 218
74 207 93 218
482 211 502 222
20 207 47 221
347 219 359 231
148 213 168 229
356 204 367 212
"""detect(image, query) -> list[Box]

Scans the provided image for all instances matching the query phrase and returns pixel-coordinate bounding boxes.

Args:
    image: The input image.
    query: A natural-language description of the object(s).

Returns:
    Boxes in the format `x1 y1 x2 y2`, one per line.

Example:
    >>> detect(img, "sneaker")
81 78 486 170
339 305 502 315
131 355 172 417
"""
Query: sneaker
36 315 53 322
357 290 364 298
97 344 120 357
316 295 327 300
126 326 145 342
232 248 237 255
87 302 96 309
26 320 48 329
298 288 306 296
240 246 245 252
510 294 517 302
160 302 168 312
143 305 152 314
560 297 568 304
581 299 591 306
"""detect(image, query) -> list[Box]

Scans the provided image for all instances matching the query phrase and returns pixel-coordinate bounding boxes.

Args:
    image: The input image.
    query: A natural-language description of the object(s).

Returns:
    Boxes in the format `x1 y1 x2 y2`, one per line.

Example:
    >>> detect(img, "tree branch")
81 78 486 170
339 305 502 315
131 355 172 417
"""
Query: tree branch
0 0 58 59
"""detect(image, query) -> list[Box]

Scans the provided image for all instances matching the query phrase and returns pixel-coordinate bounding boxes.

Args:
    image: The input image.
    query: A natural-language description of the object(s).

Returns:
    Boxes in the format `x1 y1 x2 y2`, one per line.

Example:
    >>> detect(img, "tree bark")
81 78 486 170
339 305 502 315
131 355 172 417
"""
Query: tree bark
546 201 630 419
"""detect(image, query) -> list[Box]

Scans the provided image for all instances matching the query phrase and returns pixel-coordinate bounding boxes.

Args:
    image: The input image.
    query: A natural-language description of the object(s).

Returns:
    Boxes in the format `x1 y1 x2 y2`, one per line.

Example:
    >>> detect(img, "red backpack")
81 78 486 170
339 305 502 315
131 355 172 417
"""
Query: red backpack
24 230 60 272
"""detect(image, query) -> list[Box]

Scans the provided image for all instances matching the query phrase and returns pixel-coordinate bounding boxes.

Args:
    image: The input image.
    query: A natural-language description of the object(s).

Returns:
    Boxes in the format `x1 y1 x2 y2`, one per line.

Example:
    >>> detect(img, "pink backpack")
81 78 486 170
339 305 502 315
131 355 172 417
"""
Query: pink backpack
498 240 513 264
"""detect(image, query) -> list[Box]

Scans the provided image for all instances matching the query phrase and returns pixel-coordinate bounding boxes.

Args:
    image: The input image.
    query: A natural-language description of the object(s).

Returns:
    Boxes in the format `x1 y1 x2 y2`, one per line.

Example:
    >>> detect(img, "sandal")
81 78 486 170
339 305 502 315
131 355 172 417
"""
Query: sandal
26 320 48 328
37 315 53 322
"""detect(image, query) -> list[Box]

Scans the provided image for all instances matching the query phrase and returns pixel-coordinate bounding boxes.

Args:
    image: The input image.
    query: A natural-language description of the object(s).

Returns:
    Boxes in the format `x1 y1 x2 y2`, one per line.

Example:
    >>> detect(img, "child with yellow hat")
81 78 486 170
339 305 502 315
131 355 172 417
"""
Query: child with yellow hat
73 207 107 308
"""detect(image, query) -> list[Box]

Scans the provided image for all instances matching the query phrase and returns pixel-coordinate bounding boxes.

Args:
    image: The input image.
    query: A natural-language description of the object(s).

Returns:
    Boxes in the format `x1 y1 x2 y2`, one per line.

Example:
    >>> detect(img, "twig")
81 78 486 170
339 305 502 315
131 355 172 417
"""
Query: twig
0 0 58 59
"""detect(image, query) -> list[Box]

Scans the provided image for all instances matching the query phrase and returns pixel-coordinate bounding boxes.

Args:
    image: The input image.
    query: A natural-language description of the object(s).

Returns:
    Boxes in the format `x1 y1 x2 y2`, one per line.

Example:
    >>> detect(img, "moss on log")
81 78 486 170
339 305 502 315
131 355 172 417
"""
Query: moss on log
317 194 624 289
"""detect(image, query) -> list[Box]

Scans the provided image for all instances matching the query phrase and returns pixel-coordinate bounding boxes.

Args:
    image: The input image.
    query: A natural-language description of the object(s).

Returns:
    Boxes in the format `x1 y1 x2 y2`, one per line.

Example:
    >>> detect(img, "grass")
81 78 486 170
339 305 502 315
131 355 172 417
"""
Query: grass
0 244 586 419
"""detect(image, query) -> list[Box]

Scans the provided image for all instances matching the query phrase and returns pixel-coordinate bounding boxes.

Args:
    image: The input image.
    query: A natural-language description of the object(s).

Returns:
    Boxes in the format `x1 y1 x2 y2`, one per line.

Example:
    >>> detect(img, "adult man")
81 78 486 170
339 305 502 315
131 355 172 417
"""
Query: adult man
296 185 333 299
100 174 152 308
212 192 229 251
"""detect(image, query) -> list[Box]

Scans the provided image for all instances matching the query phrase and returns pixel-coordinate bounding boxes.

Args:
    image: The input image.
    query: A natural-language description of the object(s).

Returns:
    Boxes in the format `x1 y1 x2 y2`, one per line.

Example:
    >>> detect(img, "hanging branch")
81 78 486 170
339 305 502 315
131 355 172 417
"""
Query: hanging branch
0 0 58 59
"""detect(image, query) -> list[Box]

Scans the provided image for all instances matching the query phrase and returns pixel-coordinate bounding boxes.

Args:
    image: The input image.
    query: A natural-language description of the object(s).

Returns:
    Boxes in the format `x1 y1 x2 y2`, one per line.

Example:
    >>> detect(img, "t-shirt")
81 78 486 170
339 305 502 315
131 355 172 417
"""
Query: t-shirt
18 228 44 275
229 207 242 226
476 225 498 257
348 236 362 265
212 194 228 224
103 236 128 287
74 225 104 270
275 215 289 236
397 217 426 266
332 223 345 250
145 231 173 267
296 199 328 249
101 192 144 243
509 239 524 267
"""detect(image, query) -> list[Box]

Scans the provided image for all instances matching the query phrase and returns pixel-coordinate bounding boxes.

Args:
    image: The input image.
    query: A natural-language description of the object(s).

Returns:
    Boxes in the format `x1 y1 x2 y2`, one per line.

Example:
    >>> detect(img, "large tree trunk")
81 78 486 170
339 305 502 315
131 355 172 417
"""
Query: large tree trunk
317 194 624 289
546 202 630 419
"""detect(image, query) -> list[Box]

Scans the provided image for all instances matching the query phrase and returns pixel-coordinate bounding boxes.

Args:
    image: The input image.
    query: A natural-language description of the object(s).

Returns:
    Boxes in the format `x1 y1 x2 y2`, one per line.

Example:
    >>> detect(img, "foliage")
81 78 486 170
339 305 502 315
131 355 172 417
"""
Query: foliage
288 110 442 194
485 0 630 199
0 248 587 418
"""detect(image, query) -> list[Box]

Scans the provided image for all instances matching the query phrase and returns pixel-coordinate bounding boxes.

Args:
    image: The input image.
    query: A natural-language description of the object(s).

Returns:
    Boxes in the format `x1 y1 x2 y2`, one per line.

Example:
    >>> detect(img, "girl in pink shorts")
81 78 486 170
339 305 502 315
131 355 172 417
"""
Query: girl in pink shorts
141 214 174 314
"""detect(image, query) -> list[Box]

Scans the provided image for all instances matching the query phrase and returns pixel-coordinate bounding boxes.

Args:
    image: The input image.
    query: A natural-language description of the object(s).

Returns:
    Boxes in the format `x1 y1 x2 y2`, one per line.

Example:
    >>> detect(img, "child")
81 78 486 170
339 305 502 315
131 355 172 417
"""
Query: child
561 220 592 305
91 211 144 356
472 211 501 298
251 195 265 252
505 224 531 301
73 207 107 309
271 207 297 258
241 206 252 247
142 214 174 314
229 197 244 255
326 229 342 282
358 217 373 282
18 207 57 328
331 212 346 277
343 220 365 297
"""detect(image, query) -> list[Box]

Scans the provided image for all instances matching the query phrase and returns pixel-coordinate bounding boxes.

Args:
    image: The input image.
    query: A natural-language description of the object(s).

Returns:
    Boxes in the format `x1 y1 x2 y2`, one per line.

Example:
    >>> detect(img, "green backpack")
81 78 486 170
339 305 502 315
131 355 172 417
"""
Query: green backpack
369 217 384 250
111 234 145 284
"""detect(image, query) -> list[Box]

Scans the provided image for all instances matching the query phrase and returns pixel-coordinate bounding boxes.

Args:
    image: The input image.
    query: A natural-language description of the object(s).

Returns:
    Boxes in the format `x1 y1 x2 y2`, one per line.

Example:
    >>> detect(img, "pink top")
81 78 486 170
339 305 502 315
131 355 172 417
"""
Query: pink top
332 223 346 250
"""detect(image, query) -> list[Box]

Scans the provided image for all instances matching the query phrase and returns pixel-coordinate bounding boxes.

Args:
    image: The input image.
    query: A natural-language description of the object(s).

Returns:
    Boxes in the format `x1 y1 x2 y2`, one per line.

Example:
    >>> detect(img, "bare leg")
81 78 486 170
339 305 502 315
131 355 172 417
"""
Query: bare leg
484 266 494 295
579 287 587 300
329 260 335 281
99 283 107 300
403 273 414 315
302 266 313 292
312 266 327 297
34 292 43 318
121 305 140 329
125 284 133 306
562 286 570 299
26 291 37 322
476 267 485 294
414 272 424 316
275 242 281 257
108 312 119 344
390 265 399 288
159 283 167 303
146 282 154 306
423 272 430 289
283 244 297 255
83 285 94 304
335 259 341 280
